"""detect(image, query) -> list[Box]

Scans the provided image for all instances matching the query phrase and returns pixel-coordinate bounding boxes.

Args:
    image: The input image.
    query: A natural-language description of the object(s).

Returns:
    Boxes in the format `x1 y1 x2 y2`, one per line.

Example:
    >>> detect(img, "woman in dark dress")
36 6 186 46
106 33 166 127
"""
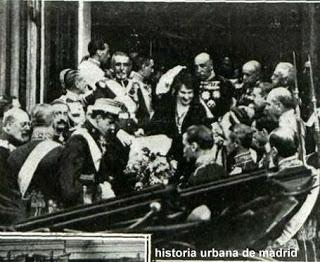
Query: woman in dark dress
146 69 209 175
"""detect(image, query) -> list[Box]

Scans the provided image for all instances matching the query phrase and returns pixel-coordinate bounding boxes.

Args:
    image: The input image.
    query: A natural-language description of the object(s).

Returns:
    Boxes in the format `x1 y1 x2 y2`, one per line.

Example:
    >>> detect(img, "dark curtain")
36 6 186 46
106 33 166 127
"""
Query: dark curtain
43 1 78 103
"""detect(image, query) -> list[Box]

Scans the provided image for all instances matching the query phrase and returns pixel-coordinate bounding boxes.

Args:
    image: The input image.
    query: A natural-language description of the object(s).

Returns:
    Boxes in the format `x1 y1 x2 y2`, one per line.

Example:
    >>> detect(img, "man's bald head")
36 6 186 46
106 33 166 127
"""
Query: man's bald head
265 87 295 119
271 62 295 88
267 87 294 107
194 52 214 81
194 53 211 65
242 60 261 87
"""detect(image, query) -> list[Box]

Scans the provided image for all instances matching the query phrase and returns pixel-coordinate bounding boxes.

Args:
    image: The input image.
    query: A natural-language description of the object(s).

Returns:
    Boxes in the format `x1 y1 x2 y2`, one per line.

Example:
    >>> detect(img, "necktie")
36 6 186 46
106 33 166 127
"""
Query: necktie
136 87 150 125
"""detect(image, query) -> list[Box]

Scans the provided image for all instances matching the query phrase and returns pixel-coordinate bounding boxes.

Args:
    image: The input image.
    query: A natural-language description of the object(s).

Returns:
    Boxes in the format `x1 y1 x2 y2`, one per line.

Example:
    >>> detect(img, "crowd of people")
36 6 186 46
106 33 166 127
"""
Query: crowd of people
0 39 319 255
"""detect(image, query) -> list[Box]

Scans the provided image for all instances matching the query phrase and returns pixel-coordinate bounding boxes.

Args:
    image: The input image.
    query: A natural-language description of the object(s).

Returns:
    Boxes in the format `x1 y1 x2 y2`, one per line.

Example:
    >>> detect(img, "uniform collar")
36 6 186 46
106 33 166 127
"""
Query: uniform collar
130 71 144 82
84 120 104 140
205 70 216 82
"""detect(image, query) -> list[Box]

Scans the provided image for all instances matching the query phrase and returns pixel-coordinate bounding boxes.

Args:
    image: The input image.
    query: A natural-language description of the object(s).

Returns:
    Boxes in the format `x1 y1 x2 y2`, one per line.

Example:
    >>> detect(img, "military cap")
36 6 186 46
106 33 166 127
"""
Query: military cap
90 98 126 116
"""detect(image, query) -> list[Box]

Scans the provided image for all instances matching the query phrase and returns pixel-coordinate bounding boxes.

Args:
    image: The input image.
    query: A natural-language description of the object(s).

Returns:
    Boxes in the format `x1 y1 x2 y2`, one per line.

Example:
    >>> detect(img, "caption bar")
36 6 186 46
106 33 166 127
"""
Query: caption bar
155 247 298 259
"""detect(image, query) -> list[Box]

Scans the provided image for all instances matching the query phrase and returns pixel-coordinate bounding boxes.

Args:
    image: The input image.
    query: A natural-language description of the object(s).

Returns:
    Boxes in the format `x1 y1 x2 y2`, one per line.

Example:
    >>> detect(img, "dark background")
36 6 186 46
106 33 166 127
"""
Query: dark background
43 2 320 102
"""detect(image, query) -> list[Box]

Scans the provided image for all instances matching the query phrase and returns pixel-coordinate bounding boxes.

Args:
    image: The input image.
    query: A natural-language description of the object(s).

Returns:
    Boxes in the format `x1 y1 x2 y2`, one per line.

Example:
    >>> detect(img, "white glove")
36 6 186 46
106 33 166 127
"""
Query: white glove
83 185 93 204
99 181 116 200
116 129 134 146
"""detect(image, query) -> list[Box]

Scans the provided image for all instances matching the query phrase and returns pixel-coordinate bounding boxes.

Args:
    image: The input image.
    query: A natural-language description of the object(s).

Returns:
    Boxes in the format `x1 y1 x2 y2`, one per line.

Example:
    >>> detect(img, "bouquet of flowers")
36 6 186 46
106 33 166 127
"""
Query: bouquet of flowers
124 147 176 191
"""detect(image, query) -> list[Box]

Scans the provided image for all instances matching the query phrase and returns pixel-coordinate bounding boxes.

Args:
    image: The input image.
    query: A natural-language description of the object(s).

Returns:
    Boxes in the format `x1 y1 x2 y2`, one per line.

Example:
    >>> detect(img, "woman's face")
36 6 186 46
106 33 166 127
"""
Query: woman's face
176 85 194 106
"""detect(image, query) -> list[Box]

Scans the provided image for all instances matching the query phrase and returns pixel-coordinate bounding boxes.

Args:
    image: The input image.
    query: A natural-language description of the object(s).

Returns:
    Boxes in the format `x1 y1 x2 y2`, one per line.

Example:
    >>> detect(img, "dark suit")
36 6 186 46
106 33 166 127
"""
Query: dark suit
188 162 227 186
186 159 227 210
6 139 63 220
0 144 24 226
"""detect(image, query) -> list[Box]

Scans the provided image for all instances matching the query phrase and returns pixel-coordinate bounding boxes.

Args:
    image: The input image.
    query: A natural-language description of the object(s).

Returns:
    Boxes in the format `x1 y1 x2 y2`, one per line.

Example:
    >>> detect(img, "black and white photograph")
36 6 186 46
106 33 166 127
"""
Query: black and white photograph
0 233 148 261
1 0 320 261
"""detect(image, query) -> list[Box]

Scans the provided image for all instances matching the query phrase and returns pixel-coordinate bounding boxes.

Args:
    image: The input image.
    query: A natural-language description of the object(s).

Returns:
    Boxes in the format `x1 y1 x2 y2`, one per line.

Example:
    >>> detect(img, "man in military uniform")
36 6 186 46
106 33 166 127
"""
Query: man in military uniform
130 56 155 84
0 108 31 225
6 104 63 220
93 51 152 128
237 60 262 106
194 52 235 121
227 123 258 175
58 98 132 207
58 69 88 128
130 55 155 124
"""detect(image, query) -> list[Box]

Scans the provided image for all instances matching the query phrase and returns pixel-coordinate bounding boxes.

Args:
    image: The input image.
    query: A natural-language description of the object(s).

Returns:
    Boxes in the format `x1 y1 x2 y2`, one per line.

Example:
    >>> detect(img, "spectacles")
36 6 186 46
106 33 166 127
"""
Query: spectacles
20 121 31 128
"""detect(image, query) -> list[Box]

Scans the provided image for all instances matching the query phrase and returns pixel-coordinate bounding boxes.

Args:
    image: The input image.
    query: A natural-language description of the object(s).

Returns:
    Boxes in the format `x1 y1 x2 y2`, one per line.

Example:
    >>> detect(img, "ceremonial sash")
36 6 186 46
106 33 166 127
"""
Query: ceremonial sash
200 99 214 118
72 128 102 172
105 80 137 114
18 140 60 197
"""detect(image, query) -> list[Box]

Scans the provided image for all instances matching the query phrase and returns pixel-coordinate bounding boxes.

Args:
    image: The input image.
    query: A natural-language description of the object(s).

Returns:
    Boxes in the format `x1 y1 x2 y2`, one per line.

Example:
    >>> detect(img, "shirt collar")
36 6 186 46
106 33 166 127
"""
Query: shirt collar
88 57 101 67
116 78 129 87
206 70 216 81
195 151 215 168
66 90 80 101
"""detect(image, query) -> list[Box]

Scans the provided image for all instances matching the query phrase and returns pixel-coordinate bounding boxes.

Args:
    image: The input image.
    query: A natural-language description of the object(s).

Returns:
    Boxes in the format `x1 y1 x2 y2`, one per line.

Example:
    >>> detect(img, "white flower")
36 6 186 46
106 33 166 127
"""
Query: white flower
212 91 221 99
201 91 211 101
125 145 176 189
